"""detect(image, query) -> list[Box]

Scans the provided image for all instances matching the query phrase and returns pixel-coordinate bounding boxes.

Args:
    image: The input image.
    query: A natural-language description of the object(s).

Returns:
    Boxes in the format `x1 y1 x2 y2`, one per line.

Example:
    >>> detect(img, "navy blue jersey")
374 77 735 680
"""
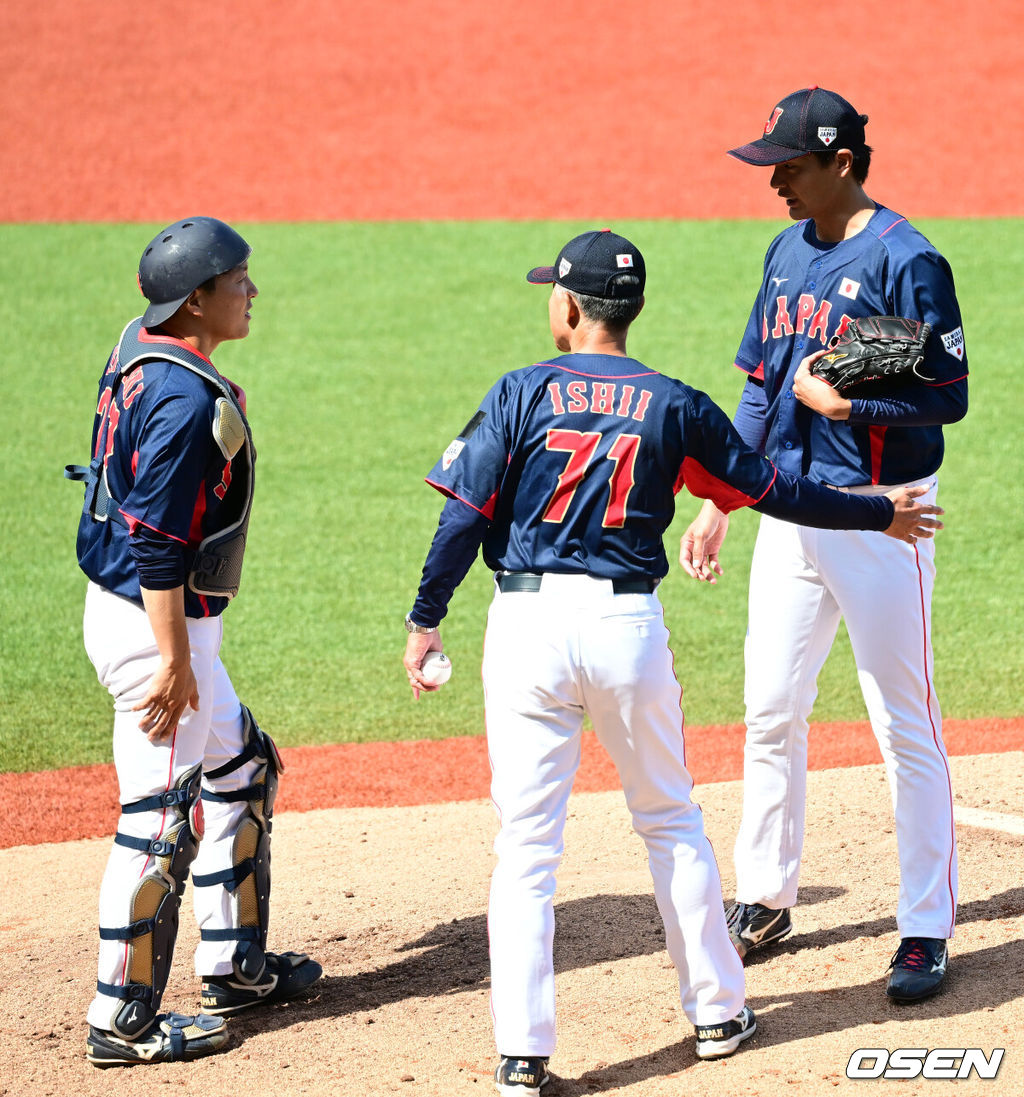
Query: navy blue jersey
76 329 251 618
735 206 968 485
410 351 895 626
428 354 788 580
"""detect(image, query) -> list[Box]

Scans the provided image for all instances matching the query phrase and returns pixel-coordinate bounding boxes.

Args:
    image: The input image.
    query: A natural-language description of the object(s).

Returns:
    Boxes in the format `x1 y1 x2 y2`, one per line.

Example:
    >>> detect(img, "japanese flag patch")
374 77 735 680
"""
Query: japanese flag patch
941 326 965 360
441 439 465 470
838 278 861 300
616 253 634 268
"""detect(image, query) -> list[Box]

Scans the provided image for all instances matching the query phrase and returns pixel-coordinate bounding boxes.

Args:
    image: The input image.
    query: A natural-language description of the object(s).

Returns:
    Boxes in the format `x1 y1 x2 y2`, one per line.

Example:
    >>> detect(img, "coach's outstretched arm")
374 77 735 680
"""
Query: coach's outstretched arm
681 478 943 584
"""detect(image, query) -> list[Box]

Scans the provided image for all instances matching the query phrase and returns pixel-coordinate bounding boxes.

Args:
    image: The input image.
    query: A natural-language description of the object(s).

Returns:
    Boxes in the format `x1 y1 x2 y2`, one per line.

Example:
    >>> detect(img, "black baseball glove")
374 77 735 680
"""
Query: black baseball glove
810 315 934 395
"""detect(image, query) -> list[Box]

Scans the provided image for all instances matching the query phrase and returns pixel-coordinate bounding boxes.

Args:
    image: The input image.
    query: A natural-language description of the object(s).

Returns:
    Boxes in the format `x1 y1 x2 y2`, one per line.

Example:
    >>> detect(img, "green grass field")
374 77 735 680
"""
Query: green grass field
1 220 1020 773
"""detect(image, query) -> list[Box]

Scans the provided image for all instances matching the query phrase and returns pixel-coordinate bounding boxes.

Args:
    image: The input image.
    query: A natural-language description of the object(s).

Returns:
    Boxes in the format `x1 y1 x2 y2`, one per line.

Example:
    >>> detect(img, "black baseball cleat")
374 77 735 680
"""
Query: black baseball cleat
201 950 323 1015
494 1055 550 1095
86 1012 228 1066
726 901 792 960
885 937 948 1002
694 1005 757 1059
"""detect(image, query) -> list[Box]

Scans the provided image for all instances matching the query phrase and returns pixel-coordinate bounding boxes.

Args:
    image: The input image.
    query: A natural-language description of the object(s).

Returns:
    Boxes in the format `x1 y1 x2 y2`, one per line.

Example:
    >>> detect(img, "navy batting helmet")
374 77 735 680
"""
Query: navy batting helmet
138 217 251 328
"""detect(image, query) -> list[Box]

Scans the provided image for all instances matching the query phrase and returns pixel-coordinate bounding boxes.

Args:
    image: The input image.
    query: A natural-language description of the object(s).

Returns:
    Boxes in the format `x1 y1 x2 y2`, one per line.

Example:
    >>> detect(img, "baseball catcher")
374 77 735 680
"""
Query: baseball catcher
68 217 322 1067
810 315 933 394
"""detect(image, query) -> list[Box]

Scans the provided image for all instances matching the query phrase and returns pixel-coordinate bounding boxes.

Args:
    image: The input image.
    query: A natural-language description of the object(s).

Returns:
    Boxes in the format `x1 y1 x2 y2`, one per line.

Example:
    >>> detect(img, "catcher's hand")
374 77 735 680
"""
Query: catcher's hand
810 315 934 396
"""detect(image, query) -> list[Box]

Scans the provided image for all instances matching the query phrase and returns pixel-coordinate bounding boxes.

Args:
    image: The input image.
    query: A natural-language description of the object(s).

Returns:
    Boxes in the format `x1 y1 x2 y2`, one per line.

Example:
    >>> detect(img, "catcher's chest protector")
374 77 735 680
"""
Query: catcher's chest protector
67 318 256 600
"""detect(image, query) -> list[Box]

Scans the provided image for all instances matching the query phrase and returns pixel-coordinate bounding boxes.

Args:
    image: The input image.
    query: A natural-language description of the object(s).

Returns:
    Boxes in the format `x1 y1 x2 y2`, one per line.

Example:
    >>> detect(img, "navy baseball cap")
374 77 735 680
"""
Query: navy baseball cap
527 230 645 299
728 86 867 165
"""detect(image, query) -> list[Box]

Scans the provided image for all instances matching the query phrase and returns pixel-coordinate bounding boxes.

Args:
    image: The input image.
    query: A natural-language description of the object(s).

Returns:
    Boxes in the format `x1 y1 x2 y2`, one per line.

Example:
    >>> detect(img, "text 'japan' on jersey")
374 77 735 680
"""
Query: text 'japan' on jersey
734 206 968 486
425 354 778 579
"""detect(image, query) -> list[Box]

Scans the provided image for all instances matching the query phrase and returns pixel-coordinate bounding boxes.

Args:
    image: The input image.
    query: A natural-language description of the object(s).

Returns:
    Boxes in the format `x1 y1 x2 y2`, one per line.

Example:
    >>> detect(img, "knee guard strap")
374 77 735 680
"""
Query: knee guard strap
100 763 203 1038
194 707 281 982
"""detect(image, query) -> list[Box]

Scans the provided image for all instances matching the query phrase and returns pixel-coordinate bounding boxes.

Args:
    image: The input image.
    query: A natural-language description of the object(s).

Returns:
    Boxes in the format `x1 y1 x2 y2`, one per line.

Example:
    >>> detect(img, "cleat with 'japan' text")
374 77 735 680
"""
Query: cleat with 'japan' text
494 1055 550 1095
201 950 322 1015
695 1006 757 1060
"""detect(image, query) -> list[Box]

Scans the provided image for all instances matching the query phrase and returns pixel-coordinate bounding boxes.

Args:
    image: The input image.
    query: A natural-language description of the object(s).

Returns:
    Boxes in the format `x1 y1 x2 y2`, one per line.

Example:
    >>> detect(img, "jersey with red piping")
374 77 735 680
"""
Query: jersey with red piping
734 205 968 485
427 353 783 580
75 326 250 617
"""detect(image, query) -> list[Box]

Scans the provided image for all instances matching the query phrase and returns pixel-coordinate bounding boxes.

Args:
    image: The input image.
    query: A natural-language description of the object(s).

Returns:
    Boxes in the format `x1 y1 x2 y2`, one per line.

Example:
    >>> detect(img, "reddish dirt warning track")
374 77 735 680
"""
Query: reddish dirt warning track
2 718 1020 850
2 0 1021 222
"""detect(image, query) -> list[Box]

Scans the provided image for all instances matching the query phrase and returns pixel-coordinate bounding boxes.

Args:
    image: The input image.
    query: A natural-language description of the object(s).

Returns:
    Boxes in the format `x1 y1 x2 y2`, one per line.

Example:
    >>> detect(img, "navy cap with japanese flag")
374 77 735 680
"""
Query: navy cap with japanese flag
728 86 868 166
527 229 645 299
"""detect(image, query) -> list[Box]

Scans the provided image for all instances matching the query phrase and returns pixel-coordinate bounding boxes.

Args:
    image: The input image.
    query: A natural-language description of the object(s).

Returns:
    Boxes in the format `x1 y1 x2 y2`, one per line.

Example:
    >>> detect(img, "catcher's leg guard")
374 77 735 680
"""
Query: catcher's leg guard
195 707 322 1014
193 706 282 981
98 764 204 1039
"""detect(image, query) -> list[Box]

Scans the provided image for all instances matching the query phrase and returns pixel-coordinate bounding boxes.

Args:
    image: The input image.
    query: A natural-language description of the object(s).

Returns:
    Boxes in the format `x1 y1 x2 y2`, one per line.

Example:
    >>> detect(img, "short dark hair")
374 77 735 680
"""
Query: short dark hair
813 116 872 183
568 274 644 329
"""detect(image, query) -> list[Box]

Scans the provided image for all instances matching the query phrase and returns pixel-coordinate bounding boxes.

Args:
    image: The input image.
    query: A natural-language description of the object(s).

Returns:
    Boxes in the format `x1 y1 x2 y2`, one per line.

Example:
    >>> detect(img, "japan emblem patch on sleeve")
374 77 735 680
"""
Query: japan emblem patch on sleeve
442 439 465 470
941 326 965 360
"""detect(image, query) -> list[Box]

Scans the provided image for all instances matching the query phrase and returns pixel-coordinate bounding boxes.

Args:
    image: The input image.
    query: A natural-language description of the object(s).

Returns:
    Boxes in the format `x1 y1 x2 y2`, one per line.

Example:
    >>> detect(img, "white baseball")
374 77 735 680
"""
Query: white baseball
420 651 452 686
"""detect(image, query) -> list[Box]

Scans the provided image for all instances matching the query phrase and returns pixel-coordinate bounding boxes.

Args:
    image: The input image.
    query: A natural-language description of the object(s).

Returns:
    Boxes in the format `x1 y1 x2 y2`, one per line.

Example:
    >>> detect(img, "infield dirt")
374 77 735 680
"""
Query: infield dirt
2 753 1022 1097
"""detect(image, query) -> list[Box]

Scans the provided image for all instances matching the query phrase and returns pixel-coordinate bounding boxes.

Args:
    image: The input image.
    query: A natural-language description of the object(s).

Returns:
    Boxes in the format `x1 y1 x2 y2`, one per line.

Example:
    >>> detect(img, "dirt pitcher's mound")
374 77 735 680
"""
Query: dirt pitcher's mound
1 752 1021 1097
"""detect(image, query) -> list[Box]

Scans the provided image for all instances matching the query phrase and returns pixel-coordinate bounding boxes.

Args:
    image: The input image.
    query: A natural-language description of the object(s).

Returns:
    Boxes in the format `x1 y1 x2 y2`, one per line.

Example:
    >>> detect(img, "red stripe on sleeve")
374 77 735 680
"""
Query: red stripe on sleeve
121 513 190 542
424 478 497 520
735 360 765 381
677 456 762 513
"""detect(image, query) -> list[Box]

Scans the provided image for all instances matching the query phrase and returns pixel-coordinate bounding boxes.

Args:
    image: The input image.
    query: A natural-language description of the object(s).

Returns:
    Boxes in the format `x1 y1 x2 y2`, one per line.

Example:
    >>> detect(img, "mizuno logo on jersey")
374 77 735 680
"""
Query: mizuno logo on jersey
941 326 965 360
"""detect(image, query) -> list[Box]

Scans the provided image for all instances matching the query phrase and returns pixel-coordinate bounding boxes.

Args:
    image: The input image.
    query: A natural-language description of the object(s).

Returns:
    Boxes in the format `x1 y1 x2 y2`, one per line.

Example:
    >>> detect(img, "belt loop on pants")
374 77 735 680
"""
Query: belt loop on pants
494 571 658 594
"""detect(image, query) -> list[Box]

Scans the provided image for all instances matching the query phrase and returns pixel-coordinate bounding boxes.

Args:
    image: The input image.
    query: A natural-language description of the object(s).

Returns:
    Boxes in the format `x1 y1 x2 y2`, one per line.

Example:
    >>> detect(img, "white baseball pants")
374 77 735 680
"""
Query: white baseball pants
82 582 266 1029
482 573 745 1057
734 482 957 940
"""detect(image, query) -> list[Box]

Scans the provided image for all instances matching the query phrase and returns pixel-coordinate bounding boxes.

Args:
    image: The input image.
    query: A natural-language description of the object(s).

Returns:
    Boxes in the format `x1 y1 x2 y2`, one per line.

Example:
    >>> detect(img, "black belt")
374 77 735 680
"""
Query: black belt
495 572 657 594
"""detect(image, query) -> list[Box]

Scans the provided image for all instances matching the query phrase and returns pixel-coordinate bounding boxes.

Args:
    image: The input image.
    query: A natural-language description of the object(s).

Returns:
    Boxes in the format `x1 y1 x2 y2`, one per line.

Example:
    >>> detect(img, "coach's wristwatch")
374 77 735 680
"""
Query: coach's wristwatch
404 613 438 634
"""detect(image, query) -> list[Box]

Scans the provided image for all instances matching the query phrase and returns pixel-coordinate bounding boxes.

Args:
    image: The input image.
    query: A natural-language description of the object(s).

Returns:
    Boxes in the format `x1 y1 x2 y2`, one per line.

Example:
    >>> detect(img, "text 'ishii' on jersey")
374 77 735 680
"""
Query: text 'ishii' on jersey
546 380 654 420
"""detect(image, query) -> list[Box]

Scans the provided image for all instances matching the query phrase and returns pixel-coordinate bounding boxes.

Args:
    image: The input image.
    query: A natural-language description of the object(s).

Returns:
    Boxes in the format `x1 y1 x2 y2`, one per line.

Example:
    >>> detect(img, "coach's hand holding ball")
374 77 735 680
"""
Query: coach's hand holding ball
403 620 452 699
420 650 452 686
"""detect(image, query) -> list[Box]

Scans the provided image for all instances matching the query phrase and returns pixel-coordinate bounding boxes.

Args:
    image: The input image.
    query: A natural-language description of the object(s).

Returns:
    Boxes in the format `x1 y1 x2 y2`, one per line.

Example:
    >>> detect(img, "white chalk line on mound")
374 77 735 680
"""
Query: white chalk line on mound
953 806 1024 836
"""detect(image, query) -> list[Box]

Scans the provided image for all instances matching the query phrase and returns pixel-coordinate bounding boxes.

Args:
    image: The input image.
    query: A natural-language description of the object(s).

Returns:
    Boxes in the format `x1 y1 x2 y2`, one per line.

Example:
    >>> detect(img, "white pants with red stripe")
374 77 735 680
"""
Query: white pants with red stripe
482 573 745 1057
734 482 957 940
82 582 263 1030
